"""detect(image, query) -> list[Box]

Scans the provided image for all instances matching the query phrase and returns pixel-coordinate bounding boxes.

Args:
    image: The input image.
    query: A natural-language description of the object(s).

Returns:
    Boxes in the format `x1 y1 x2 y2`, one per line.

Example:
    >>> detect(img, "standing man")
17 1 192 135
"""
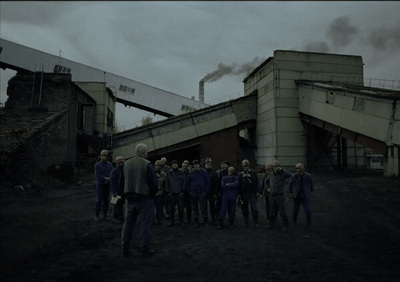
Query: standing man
160 157 171 219
216 161 229 216
238 159 260 228
154 160 166 226
165 160 186 226
110 156 125 223
218 167 239 229
260 164 276 225
121 143 158 258
94 150 113 221
264 160 292 231
186 159 210 226
181 161 192 224
288 163 314 228
204 157 219 225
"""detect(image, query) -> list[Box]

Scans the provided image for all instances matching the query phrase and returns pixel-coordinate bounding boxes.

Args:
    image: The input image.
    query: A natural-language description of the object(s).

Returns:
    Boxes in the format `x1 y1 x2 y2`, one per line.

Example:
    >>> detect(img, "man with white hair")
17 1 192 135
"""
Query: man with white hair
121 143 159 258
94 149 113 221
288 163 314 228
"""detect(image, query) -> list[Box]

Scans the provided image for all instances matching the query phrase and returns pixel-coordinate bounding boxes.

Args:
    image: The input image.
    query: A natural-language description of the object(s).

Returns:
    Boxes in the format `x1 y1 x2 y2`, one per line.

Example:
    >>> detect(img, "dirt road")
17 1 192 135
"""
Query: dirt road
1 172 399 282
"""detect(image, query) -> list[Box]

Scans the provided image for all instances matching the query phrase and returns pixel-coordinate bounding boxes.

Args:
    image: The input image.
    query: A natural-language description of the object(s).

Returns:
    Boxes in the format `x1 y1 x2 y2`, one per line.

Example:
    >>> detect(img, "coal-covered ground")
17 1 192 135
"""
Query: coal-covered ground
1 172 399 282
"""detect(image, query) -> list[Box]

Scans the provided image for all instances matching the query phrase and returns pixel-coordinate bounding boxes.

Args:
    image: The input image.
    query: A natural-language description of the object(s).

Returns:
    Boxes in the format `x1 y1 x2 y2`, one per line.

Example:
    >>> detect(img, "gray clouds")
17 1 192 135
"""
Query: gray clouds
1 1 399 128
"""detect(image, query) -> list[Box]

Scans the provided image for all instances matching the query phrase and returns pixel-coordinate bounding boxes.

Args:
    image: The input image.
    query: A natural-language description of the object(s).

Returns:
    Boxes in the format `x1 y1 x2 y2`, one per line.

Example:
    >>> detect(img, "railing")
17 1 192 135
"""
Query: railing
364 78 400 91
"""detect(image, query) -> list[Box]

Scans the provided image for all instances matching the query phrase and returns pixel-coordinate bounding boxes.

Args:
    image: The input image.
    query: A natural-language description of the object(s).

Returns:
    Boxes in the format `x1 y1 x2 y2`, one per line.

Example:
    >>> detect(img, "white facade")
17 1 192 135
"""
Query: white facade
0 38 208 117
243 50 364 168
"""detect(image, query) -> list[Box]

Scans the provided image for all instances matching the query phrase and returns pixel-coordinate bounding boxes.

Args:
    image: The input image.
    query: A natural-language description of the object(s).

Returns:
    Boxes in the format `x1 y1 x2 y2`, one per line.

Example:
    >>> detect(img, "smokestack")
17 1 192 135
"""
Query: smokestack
199 80 204 102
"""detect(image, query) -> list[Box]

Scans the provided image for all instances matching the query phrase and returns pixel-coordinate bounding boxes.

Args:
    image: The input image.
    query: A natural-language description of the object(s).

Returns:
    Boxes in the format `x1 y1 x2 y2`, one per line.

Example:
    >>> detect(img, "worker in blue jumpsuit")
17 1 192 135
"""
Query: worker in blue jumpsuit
94 150 113 221
218 167 239 229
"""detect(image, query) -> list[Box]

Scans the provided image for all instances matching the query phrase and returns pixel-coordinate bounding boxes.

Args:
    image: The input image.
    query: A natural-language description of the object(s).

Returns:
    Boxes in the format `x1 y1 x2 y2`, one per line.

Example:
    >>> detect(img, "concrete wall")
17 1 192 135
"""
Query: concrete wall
298 82 400 175
76 82 115 137
244 50 364 168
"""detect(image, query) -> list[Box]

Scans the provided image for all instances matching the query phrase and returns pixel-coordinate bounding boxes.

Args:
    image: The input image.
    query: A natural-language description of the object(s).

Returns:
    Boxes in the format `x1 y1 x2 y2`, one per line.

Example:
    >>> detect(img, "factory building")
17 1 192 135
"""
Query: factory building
244 51 362 169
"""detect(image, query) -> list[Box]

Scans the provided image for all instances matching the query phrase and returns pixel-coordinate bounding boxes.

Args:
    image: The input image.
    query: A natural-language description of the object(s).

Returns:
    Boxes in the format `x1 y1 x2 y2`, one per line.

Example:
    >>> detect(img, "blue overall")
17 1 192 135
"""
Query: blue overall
218 175 239 222
94 160 113 214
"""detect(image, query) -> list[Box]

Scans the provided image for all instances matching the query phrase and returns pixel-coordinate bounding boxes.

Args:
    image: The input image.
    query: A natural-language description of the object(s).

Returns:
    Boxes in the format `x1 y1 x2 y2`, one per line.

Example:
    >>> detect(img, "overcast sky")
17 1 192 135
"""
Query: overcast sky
1 1 399 129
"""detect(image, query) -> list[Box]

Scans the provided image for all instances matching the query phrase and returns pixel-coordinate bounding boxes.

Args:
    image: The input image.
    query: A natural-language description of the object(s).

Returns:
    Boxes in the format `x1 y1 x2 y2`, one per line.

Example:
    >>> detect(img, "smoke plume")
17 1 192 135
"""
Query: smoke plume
301 15 399 55
326 16 359 49
302 41 329 53
366 26 400 51
201 56 265 83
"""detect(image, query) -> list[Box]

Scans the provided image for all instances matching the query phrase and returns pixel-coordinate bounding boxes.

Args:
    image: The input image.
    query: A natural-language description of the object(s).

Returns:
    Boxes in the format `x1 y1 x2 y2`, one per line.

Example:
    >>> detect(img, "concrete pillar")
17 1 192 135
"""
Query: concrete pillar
336 135 342 170
384 146 399 177
342 137 348 170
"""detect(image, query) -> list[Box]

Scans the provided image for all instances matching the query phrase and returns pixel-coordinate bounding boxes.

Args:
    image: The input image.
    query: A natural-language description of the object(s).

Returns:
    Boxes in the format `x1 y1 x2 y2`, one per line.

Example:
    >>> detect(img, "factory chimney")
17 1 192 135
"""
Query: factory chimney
199 80 204 102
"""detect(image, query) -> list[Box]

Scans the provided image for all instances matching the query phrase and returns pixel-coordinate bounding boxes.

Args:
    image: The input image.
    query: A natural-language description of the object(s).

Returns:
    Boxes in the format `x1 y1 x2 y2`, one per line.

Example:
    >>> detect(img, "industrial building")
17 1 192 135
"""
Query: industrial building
1 38 399 185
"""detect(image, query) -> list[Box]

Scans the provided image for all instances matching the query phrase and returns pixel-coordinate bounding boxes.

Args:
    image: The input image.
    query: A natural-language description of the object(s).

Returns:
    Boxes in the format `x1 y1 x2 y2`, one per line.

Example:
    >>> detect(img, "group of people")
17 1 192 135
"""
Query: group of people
94 143 315 258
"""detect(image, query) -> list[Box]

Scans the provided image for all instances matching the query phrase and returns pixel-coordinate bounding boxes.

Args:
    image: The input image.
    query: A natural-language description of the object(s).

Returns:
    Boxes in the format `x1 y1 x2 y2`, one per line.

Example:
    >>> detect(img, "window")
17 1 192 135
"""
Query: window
107 109 114 127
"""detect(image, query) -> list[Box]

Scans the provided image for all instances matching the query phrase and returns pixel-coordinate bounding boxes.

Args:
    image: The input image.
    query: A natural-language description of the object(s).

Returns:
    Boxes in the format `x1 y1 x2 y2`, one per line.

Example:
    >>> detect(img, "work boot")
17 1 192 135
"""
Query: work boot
178 210 184 224
253 215 259 228
244 216 249 228
122 246 131 257
229 220 234 229
306 213 312 228
202 217 208 225
167 219 175 227
282 218 289 231
292 214 298 227
209 216 216 226
103 211 108 220
141 248 155 258
95 211 100 221
217 219 224 230
266 220 274 229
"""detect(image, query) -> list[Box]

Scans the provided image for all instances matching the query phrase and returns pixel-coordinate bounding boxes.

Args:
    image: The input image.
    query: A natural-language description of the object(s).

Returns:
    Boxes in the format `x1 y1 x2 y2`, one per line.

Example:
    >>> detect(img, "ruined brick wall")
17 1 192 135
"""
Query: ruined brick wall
2 72 98 184
6 72 73 112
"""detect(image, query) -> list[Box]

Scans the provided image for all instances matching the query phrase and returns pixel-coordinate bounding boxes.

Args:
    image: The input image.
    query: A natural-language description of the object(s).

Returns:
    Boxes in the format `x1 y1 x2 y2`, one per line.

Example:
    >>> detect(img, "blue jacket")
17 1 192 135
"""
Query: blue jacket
288 172 314 199
206 168 219 195
165 169 186 194
221 174 239 200
94 161 113 189
187 168 210 193
238 169 259 195
110 165 123 194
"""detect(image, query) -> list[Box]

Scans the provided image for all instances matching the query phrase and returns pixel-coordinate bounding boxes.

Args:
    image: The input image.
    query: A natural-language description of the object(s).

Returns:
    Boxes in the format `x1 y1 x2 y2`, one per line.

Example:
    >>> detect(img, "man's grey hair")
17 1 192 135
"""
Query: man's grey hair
135 143 148 157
